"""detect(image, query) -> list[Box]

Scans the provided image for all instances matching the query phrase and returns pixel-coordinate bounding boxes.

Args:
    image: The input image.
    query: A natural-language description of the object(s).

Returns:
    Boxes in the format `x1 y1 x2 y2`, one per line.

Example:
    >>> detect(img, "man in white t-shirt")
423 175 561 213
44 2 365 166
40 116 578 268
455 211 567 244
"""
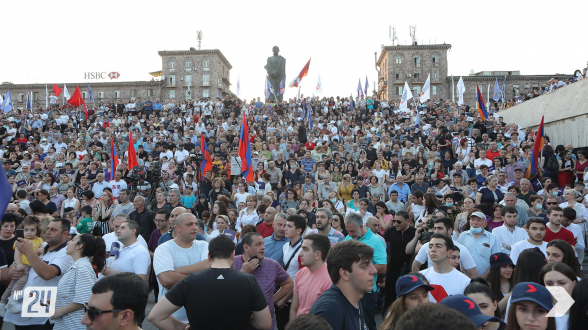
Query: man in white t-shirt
420 234 471 303
510 218 548 265
103 220 150 281
412 217 478 278
174 144 190 163
108 171 128 198
153 213 210 325
492 206 529 255
102 214 148 273
474 150 493 175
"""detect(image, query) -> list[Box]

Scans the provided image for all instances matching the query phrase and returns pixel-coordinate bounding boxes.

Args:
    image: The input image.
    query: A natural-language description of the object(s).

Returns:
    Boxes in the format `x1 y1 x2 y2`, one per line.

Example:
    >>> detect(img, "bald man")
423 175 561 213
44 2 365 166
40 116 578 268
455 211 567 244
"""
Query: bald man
153 213 210 324
158 207 207 245
5 203 18 214
257 207 276 238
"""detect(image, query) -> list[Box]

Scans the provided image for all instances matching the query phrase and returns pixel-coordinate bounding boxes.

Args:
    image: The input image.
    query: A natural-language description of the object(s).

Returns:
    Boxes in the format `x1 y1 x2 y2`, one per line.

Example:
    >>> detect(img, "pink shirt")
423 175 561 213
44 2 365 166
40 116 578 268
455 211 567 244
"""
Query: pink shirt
293 262 332 315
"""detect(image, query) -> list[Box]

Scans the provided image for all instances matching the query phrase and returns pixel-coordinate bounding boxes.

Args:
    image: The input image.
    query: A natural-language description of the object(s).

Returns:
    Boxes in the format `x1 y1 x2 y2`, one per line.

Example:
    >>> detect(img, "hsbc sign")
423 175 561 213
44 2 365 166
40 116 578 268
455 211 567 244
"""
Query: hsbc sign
84 72 121 80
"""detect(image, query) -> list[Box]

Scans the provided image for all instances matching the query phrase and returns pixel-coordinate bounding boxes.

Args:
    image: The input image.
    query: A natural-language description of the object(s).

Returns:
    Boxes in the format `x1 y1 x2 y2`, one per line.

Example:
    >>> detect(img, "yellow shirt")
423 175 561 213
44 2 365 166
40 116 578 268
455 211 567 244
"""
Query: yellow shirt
14 237 44 266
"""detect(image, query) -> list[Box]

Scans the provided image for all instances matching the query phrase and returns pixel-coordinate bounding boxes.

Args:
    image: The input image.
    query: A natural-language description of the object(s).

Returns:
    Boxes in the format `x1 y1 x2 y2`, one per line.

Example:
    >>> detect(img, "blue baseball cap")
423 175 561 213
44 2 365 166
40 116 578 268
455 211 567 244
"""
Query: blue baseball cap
440 294 502 327
510 282 554 311
490 252 514 270
395 275 434 299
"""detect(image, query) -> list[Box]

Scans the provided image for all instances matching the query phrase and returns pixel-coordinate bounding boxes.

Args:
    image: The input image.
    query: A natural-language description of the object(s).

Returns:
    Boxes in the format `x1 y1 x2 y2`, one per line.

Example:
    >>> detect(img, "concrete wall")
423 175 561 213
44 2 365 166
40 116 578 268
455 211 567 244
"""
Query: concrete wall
498 78 588 148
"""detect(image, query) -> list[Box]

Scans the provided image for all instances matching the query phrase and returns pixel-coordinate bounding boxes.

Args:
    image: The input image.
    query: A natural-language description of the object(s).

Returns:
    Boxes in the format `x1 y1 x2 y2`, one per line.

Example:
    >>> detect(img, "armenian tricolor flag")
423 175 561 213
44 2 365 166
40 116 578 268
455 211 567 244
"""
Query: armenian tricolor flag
239 115 254 182
526 116 545 178
476 85 489 121
200 133 212 176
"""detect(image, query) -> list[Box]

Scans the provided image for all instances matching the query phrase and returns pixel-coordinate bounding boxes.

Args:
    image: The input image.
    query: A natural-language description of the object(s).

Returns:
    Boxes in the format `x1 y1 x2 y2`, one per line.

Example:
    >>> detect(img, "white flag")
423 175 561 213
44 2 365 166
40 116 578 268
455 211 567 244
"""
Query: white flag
316 74 322 93
236 77 240 97
63 84 70 100
399 81 413 111
45 84 49 108
457 76 466 105
420 74 431 103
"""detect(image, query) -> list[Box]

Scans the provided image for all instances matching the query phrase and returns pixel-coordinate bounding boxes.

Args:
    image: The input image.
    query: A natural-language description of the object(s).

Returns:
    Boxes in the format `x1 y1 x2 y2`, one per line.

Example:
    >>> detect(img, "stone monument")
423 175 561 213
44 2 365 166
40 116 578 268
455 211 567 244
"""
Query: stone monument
264 46 286 102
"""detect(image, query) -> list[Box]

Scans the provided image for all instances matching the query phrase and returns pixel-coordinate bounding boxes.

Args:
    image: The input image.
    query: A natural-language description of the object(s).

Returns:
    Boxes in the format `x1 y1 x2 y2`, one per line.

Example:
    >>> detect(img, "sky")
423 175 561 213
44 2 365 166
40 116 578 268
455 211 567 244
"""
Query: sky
1 0 586 101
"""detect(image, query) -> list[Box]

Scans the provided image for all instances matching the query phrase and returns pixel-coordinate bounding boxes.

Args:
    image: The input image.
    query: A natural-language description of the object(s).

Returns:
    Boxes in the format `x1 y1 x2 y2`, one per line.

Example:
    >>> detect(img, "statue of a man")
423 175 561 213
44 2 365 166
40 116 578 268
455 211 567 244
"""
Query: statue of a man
264 46 286 102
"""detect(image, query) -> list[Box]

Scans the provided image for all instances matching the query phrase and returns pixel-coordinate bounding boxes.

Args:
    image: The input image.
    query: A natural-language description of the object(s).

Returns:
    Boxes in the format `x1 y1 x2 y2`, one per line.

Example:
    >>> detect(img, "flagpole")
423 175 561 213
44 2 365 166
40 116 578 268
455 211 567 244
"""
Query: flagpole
451 75 455 103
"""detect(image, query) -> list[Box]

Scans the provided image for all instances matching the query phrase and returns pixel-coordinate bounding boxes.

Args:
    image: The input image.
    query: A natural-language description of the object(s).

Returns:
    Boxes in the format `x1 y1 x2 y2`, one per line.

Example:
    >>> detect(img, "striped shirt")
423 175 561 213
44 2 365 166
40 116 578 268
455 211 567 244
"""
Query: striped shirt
53 257 97 330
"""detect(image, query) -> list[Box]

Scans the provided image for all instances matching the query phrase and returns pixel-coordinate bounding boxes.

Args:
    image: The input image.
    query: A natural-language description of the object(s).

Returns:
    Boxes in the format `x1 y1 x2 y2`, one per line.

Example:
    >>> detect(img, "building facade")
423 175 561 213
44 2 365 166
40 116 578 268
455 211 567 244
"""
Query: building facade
376 43 572 106
0 48 233 108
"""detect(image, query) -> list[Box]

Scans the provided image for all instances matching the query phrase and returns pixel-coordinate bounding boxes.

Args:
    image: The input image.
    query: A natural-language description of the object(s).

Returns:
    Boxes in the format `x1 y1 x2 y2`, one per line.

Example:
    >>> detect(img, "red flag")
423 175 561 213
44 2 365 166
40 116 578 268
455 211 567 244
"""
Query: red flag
289 58 311 88
200 133 213 176
67 85 88 119
83 103 88 120
127 131 139 170
52 84 63 97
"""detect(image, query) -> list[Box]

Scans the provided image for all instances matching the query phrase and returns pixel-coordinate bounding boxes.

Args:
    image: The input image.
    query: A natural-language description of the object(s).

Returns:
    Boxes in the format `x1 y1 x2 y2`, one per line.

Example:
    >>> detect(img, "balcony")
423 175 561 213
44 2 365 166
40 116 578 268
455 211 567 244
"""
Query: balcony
201 81 210 87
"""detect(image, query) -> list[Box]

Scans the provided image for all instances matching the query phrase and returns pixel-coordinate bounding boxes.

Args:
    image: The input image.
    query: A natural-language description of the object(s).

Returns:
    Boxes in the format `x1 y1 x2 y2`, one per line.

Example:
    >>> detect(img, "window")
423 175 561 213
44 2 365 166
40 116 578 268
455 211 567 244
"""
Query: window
413 86 421 96
114 90 120 99
131 90 137 98
513 84 520 94
169 60 175 71
185 75 192 86
413 55 421 67
395 55 402 64
432 54 440 66
169 75 176 87
98 92 105 99
414 73 420 80
147 89 152 97
203 73 210 85
432 86 439 95
186 60 192 71
396 86 403 95
203 89 209 98
169 90 176 99
34 92 39 101
395 73 401 79
82 92 87 99
18 93 24 103
203 60 209 71
433 72 439 81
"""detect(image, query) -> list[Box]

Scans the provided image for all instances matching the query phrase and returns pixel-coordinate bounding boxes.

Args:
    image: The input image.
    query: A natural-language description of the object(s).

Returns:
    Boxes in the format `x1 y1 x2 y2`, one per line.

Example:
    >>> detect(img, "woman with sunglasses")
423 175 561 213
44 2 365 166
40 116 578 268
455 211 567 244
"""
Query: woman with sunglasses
51 234 106 330
330 212 347 237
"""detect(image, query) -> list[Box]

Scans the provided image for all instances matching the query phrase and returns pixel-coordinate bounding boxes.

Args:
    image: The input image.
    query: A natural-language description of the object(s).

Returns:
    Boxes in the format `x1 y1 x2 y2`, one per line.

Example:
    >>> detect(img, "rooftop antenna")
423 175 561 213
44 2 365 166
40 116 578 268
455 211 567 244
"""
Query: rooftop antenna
389 26 397 46
197 30 203 50
409 25 417 45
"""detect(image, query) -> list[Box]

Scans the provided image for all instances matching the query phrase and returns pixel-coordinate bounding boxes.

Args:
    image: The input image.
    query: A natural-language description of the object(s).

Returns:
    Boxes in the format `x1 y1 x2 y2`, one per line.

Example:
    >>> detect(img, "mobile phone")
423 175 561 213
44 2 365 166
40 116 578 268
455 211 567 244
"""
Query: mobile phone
15 229 24 240
248 256 258 262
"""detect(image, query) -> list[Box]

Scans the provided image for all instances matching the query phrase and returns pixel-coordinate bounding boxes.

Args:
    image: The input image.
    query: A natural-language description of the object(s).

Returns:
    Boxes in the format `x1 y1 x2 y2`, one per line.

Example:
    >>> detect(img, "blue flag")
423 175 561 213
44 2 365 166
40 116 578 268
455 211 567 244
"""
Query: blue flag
349 94 354 111
364 75 369 96
0 91 13 113
415 108 420 129
279 75 286 95
87 82 93 101
265 76 272 100
0 162 13 219
357 79 363 98
308 102 312 130
492 78 501 102
26 92 32 110
217 89 220 99
501 76 506 102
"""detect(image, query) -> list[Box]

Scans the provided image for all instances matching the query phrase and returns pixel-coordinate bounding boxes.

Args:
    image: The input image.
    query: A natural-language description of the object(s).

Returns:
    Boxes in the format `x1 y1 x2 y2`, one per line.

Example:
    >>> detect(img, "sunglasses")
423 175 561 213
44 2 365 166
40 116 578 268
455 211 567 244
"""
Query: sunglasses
393 220 404 224
83 303 124 322
546 202 558 205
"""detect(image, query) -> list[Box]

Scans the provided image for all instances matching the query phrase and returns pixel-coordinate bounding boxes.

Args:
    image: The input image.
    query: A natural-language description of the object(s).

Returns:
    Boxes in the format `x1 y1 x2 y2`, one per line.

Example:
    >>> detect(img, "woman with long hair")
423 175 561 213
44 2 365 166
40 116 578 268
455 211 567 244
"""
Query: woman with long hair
505 282 555 330
539 262 578 330
487 252 514 302
557 150 575 188
330 212 347 236
416 193 439 227
92 190 114 236
375 201 393 235
545 239 582 278
236 195 260 232
207 200 228 232
52 234 106 329
380 274 433 330
367 175 385 202
337 174 354 202
464 278 501 318
345 189 361 213
487 204 504 231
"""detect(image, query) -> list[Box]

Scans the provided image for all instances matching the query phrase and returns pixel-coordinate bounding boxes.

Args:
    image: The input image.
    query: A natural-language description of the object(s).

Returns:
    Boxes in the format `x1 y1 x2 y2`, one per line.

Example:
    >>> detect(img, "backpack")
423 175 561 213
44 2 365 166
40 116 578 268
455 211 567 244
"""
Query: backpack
546 153 558 171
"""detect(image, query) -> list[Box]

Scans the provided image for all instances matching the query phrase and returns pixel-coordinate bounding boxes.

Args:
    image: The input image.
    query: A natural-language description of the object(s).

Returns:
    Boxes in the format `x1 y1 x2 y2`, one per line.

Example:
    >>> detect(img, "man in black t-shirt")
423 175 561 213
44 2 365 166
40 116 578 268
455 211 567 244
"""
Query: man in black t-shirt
148 235 272 330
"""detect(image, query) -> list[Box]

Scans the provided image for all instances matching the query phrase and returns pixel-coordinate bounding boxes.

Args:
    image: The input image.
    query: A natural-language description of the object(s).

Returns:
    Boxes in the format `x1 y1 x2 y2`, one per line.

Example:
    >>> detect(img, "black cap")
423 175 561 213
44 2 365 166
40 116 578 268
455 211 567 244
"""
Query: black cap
490 252 514 270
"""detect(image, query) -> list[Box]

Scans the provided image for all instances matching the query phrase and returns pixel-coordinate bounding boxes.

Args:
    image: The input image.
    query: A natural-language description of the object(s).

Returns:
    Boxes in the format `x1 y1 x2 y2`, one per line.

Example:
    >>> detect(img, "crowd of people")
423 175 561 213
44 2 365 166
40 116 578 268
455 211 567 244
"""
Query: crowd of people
0 83 586 330
502 70 586 109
